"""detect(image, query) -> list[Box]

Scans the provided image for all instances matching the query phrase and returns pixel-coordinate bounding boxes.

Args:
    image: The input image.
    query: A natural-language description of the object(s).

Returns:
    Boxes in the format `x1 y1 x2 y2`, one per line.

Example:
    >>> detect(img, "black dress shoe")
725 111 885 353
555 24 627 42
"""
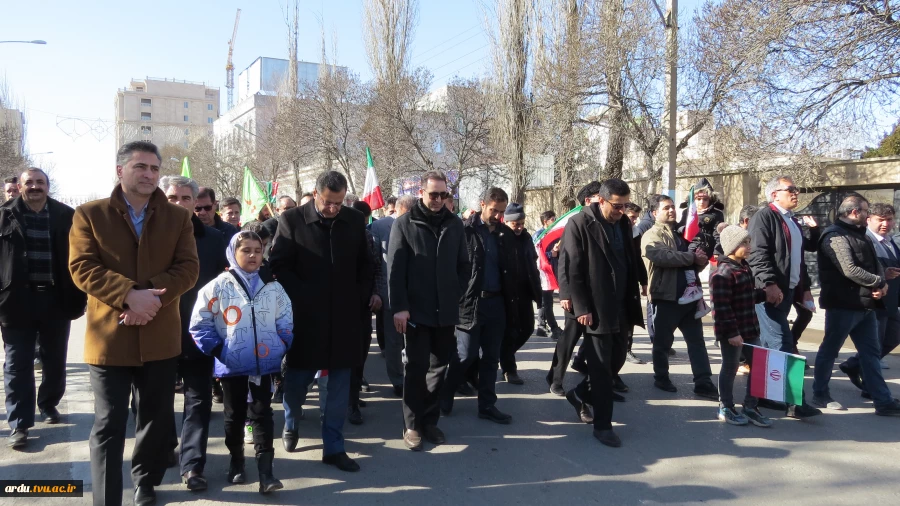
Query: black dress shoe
282 430 298 452
612 392 626 402
212 380 224 404
423 425 446 445
571 359 588 375
348 405 364 425
693 382 719 400
403 428 423 451
593 429 622 448
357 399 367 408
566 390 594 424
667 348 676 357
504 371 525 385
786 402 822 419
457 382 476 396
757 398 786 411
322 451 360 472
228 455 246 483
182 470 207 491
134 485 156 506
551 328 563 341
440 398 453 416
478 406 512 424
535 327 548 337
41 406 61 424
654 379 678 393
7 429 27 449
612 377 629 393
839 362 864 390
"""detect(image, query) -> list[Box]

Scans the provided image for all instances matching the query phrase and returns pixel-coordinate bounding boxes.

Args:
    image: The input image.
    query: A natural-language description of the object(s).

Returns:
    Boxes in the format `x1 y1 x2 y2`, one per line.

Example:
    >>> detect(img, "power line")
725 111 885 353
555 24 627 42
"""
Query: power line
429 45 490 74
434 56 489 83
412 24 482 60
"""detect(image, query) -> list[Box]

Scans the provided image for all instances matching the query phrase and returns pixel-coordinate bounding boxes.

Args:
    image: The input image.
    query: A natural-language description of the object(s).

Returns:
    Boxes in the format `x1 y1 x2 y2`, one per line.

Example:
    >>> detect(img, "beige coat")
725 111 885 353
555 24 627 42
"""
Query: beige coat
640 221 698 303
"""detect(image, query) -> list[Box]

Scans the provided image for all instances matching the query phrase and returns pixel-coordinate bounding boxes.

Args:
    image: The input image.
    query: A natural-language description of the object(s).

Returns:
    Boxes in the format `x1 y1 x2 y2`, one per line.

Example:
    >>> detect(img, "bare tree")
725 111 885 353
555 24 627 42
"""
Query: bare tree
0 77 28 180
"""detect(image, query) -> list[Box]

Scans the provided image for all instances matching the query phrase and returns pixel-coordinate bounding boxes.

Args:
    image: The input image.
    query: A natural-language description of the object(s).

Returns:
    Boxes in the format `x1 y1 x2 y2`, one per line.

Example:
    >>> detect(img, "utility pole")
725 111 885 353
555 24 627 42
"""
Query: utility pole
661 0 678 198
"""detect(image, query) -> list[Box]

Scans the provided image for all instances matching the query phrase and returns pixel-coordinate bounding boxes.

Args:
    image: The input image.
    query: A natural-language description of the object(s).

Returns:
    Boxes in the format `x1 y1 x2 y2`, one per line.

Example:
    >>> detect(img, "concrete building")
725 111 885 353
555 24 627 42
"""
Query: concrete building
1 107 26 156
115 77 220 150
237 57 346 101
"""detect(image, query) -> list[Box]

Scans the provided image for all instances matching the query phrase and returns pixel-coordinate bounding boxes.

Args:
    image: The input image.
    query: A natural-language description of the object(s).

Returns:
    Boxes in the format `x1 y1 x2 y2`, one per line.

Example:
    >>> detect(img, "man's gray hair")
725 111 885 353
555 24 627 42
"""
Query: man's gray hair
159 175 199 199
344 193 359 206
764 175 793 203
837 195 868 218
397 194 417 212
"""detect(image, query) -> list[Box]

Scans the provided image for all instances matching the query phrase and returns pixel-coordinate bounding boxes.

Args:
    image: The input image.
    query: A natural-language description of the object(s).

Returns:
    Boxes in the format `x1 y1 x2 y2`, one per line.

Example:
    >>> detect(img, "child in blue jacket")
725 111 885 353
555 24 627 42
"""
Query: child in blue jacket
191 231 293 494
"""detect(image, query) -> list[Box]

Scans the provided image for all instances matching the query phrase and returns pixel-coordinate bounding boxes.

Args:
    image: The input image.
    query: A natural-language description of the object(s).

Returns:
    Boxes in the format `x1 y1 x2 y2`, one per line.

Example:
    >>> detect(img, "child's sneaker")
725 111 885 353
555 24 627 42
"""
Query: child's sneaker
695 299 712 319
742 407 773 428
679 283 703 305
244 423 254 444
717 406 749 425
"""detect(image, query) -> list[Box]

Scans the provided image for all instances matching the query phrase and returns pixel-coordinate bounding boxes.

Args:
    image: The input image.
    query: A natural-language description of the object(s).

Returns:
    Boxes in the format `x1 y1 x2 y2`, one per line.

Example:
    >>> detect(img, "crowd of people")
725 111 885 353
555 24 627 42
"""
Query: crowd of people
2 140 899 505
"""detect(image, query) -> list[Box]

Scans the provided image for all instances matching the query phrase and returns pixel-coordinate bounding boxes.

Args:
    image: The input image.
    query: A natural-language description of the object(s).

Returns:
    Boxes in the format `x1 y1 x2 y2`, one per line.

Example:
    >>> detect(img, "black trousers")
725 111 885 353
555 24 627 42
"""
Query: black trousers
375 310 385 351
547 316 584 388
1 315 71 430
500 305 535 374
650 301 713 384
168 356 213 476
538 290 561 331
573 331 626 430
89 358 177 506
402 324 456 430
350 315 374 406
221 375 274 455
791 302 814 346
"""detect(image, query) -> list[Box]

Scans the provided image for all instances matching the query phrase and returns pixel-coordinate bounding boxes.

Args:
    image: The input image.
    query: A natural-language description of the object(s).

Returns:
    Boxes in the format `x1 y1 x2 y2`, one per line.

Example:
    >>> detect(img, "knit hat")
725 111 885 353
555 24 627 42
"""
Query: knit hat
504 203 526 222
720 225 750 256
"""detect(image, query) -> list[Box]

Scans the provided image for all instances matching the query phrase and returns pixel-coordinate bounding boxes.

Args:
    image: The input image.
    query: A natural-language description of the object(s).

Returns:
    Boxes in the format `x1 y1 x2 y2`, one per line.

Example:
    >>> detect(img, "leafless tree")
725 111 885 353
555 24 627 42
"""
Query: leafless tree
0 77 28 180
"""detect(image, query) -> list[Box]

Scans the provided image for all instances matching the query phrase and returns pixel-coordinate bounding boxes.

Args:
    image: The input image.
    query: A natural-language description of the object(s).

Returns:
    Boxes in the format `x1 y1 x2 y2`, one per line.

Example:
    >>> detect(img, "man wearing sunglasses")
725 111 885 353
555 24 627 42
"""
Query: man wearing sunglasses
195 187 238 244
747 175 822 418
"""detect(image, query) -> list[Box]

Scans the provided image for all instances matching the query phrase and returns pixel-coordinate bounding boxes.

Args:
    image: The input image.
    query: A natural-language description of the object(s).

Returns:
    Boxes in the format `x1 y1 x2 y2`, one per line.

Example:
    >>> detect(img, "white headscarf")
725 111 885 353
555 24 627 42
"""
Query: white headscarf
226 232 261 295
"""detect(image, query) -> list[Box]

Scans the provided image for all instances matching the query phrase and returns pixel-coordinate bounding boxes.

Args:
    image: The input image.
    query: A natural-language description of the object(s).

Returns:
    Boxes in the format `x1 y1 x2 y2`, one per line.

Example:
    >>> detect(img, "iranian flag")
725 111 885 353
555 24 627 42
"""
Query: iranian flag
683 185 700 241
361 147 384 210
748 345 806 404
533 205 582 290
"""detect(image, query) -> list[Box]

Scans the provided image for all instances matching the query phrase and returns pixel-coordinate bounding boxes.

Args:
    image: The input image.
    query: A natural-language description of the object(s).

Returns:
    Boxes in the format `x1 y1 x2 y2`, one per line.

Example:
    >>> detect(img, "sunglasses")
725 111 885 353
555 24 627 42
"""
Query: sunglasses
606 203 626 210
194 205 214 212
776 186 800 194
427 191 451 200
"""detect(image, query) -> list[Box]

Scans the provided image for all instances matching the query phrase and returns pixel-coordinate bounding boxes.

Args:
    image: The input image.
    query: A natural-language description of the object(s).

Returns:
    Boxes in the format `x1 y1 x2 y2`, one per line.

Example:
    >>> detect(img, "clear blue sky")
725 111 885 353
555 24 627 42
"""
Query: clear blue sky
1 0 700 198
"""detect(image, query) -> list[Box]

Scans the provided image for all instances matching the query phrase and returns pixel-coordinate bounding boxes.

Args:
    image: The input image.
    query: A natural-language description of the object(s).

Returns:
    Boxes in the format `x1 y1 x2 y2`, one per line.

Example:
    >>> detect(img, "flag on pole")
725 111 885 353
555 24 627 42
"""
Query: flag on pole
181 157 192 178
533 205 582 291
241 167 269 224
361 147 384 210
683 185 699 241
747 345 805 404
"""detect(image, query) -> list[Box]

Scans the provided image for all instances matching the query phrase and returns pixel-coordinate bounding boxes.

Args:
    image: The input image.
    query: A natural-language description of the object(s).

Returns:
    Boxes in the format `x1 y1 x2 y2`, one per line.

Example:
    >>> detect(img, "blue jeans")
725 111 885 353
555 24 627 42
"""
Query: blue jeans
754 289 795 353
443 297 506 412
813 309 893 408
282 367 351 456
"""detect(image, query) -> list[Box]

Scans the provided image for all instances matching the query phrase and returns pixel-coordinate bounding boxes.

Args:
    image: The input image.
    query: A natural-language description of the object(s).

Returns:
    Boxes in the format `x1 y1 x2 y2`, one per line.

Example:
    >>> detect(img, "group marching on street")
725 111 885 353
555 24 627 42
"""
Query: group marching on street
2 140 900 505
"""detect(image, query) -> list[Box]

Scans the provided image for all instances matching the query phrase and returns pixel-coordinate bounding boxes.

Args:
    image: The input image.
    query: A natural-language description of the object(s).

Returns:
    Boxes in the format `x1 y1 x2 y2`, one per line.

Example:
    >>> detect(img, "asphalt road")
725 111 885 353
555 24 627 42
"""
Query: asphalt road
2 304 900 506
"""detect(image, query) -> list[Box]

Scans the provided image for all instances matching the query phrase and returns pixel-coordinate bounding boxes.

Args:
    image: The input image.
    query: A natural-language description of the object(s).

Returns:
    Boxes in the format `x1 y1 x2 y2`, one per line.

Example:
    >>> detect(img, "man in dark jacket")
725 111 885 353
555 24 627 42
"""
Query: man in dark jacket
269 171 374 472
499 203 542 385
161 175 227 490
195 187 238 243
1 168 87 450
441 187 517 424
840 203 900 397
677 178 725 258
812 196 900 416
388 171 470 450
561 179 643 448
747 175 821 418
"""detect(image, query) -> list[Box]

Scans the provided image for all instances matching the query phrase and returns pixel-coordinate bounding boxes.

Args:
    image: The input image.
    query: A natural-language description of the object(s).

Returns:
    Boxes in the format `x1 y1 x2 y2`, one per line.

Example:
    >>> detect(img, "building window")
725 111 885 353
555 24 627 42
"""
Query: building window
141 112 151 121
207 104 213 111
183 141 189 148
184 101 189 108
140 98 151 107
140 126 152 134
136 86 144 92
184 115 189 122
184 128 189 135
207 117 213 124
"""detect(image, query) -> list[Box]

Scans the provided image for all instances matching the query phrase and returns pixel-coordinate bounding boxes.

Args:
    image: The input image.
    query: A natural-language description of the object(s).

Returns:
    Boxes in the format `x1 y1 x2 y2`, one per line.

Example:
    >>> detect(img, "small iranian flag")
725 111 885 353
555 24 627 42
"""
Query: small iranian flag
748 344 806 404
533 205 582 290
683 185 699 241
361 147 384 210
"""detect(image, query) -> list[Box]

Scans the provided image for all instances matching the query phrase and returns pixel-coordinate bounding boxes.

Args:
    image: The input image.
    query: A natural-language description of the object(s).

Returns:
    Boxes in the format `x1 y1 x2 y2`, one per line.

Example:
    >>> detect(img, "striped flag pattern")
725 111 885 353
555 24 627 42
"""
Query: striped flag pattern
533 205 582 291
748 344 805 404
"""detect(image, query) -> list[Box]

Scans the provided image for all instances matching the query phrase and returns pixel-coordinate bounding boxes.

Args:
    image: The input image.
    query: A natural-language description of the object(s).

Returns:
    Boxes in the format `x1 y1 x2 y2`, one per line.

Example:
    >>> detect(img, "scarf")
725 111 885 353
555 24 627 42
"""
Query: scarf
226 233 261 295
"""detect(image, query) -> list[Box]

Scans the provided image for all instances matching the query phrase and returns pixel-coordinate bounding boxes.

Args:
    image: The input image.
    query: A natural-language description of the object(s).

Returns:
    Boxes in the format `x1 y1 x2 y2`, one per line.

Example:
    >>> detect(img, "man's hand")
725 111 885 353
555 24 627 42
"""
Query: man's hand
369 294 382 312
394 311 410 334
118 309 148 326
873 285 889 299
764 284 783 305
727 335 744 347
886 267 900 280
694 250 709 267
577 313 593 327
641 285 648 297
551 241 561 258
124 288 166 321
561 299 572 313
802 215 818 228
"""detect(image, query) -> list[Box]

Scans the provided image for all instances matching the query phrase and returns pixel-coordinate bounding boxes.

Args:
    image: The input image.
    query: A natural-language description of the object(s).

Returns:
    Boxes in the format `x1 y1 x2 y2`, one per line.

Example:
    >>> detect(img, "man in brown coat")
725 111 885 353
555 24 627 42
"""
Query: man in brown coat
69 141 199 506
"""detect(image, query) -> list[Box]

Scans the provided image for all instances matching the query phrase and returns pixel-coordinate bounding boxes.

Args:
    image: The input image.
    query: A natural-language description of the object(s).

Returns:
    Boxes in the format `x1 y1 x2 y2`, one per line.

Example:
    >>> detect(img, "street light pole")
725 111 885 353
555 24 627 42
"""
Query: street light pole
661 0 678 199
0 40 47 44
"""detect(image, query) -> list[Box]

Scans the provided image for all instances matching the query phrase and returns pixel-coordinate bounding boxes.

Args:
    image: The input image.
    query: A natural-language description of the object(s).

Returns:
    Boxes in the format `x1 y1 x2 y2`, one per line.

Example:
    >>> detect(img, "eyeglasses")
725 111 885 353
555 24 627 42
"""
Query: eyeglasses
606 203 626 210
194 205 213 212
775 186 800 194
426 191 451 200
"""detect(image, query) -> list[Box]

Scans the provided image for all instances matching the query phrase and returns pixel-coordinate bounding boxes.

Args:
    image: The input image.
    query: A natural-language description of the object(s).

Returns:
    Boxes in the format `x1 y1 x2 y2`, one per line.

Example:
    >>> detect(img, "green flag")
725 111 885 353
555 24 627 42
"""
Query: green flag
241 167 269 224
180 157 192 178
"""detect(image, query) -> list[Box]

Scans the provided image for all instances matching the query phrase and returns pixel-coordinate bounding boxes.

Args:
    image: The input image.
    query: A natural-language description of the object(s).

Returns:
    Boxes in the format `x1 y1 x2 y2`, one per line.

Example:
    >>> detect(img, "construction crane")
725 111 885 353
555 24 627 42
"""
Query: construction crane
226 8 241 111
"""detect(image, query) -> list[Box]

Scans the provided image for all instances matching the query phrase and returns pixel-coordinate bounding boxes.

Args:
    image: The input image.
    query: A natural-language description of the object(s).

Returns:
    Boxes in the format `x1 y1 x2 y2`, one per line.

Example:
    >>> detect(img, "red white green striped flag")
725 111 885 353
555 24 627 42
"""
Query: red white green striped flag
683 185 700 241
533 205 582 290
748 345 805 404
361 147 384 211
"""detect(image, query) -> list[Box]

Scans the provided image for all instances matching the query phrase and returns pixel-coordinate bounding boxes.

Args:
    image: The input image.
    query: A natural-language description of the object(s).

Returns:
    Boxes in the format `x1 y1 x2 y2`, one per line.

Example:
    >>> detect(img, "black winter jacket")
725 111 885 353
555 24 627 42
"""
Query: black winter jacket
818 219 886 311
179 215 228 360
458 213 521 331
387 201 470 328
747 204 819 294
0 197 87 324
509 229 542 325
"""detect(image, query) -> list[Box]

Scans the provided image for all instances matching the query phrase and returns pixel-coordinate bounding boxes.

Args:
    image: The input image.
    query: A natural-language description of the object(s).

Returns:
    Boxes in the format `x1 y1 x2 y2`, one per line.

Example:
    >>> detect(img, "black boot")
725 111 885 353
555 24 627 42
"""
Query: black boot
256 450 283 494
227 453 246 484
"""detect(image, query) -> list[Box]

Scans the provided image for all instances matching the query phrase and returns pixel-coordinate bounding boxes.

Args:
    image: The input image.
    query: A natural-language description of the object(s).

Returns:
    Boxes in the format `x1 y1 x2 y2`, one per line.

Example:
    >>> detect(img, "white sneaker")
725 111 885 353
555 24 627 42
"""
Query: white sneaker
695 299 712 319
244 424 253 444
679 284 703 305
880 359 890 370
